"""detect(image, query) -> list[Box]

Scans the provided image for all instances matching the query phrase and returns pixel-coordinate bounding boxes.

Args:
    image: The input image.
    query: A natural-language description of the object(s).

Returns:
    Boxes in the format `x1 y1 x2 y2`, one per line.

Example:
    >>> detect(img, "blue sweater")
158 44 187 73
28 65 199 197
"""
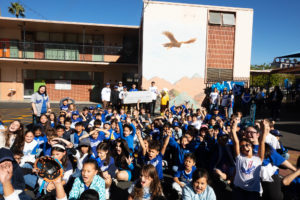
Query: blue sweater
119 122 136 151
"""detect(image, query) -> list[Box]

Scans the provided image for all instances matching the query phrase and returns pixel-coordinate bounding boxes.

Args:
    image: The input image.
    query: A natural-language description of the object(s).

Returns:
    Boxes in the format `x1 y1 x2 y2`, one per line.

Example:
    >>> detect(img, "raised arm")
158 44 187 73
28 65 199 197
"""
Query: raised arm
130 123 136 137
161 130 171 156
136 129 147 156
258 119 269 161
230 118 240 157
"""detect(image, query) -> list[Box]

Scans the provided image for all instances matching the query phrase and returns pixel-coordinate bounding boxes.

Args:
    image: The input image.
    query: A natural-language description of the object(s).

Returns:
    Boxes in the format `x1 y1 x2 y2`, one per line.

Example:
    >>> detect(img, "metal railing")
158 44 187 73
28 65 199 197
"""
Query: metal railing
0 41 123 62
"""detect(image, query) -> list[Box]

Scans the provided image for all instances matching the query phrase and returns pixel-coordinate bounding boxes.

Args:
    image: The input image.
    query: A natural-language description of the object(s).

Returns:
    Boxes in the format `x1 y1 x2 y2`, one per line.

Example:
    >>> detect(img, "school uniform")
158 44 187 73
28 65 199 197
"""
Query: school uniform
173 166 196 195
233 154 262 200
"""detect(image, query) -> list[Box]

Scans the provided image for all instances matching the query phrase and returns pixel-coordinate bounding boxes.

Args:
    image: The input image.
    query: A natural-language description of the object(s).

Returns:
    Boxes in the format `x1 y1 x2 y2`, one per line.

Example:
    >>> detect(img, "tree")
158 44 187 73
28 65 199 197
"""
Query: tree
8 2 25 18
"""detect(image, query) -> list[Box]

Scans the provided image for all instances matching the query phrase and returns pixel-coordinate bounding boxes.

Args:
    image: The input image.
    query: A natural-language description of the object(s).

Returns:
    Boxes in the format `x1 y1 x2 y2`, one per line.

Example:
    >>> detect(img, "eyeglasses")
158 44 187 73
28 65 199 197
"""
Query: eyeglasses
246 131 258 134
240 144 251 148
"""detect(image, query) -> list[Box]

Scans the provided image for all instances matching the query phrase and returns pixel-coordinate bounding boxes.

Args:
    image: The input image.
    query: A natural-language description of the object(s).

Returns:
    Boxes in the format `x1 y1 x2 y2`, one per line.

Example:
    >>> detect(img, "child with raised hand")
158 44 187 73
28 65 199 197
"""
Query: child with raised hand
113 138 134 181
172 153 197 197
128 164 164 200
139 128 171 180
117 115 136 152
182 168 216 200
231 118 268 200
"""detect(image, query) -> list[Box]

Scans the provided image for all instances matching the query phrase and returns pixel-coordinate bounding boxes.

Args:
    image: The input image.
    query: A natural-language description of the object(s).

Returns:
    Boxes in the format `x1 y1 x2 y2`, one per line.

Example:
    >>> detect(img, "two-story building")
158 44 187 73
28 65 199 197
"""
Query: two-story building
0 17 139 101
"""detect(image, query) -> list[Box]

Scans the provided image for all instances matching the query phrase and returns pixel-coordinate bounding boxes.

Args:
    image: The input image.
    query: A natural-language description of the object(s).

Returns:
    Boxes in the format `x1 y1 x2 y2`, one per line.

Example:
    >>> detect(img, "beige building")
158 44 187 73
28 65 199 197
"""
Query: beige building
0 17 139 101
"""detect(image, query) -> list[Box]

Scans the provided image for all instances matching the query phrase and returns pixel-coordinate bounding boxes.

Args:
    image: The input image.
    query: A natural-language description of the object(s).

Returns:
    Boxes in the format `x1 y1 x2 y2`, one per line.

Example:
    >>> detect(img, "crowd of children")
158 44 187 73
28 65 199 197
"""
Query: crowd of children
0 85 299 200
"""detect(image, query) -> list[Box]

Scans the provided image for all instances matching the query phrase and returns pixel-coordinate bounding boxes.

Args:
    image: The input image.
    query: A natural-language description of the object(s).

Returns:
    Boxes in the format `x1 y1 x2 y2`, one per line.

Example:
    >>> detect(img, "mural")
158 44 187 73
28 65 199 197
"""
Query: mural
142 2 208 106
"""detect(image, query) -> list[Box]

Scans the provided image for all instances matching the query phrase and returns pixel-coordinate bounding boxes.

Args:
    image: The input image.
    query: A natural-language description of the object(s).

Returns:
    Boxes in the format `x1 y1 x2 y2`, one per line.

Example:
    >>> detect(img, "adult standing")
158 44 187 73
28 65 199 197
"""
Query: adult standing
149 81 159 115
111 86 120 110
209 88 219 111
269 86 283 121
117 81 124 92
31 85 50 125
101 83 111 109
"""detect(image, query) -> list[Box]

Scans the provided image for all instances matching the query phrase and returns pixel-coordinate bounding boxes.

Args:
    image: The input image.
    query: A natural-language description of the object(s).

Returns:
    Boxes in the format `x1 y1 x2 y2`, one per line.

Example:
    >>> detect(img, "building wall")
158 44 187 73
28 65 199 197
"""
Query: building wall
206 25 235 69
233 10 253 81
0 66 23 101
0 61 137 101
0 28 21 40
46 80 92 101
141 1 253 107
141 2 208 107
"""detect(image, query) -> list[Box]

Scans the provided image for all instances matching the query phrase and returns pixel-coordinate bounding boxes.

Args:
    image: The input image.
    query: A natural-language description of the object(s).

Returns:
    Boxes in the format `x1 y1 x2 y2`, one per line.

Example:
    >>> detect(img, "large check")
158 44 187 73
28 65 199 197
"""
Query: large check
123 91 153 104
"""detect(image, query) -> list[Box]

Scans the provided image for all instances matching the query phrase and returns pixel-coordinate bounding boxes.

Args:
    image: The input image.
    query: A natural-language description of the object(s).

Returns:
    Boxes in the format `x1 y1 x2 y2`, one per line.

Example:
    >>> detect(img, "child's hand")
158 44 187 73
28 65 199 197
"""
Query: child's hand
261 119 270 135
125 156 133 165
136 129 141 137
0 161 13 184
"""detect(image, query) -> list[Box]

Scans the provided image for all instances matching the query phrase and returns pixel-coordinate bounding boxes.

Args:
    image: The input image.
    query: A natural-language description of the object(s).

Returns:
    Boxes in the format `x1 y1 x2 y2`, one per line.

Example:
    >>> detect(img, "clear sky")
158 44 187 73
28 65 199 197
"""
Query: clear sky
0 0 299 65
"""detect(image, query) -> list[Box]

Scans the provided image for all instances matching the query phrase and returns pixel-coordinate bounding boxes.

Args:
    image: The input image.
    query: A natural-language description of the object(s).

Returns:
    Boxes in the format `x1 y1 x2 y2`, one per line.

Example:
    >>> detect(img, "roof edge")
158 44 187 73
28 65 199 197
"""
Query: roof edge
144 0 253 11
0 16 139 29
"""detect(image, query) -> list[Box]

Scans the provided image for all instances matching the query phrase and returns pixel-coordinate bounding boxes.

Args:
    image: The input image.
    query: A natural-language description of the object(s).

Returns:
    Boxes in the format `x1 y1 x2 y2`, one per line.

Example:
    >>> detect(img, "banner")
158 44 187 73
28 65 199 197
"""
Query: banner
123 91 153 104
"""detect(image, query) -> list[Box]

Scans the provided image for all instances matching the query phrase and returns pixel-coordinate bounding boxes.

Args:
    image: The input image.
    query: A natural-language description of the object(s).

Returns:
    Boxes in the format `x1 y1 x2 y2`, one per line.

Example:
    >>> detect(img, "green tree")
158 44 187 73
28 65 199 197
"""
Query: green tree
8 2 25 18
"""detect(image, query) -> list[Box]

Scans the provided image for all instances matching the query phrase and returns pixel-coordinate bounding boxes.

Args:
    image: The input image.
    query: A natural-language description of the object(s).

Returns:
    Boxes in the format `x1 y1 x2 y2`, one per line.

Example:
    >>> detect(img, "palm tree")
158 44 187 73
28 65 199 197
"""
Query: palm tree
8 2 25 18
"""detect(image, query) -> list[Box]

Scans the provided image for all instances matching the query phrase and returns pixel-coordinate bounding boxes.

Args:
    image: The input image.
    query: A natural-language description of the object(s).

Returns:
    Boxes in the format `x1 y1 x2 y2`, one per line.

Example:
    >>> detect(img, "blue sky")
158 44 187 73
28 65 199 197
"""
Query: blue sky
0 0 299 65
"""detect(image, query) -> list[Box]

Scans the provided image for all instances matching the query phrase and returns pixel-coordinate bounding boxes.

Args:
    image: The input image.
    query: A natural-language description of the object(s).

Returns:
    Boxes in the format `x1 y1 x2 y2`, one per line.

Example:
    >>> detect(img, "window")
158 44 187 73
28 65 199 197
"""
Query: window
209 11 235 26
209 12 222 25
223 13 235 26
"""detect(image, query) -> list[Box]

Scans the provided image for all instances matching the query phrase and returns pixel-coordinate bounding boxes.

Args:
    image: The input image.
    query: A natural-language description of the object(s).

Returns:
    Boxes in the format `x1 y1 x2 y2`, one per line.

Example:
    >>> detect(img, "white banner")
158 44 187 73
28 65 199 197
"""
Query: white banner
55 80 71 90
123 91 153 104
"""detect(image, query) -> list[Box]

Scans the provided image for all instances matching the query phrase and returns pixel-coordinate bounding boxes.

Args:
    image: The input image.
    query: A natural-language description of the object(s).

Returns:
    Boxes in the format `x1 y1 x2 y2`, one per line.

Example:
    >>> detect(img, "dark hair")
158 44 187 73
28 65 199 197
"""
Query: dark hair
148 140 161 152
51 146 69 169
113 139 131 170
75 122 84 127
213 125 220 130
83 107 89 111
123 124 133 132
94 119 102 126
192 168 209 184
37 85 47 96
5 120 24 149
56 125 65 131
33 125 44 137
64 118 72 124
49 112 57 125
96 142 111 166
83 159 99 171
184 153 196 163
239 138 254 149
12 148 24 157
78 189 99 200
